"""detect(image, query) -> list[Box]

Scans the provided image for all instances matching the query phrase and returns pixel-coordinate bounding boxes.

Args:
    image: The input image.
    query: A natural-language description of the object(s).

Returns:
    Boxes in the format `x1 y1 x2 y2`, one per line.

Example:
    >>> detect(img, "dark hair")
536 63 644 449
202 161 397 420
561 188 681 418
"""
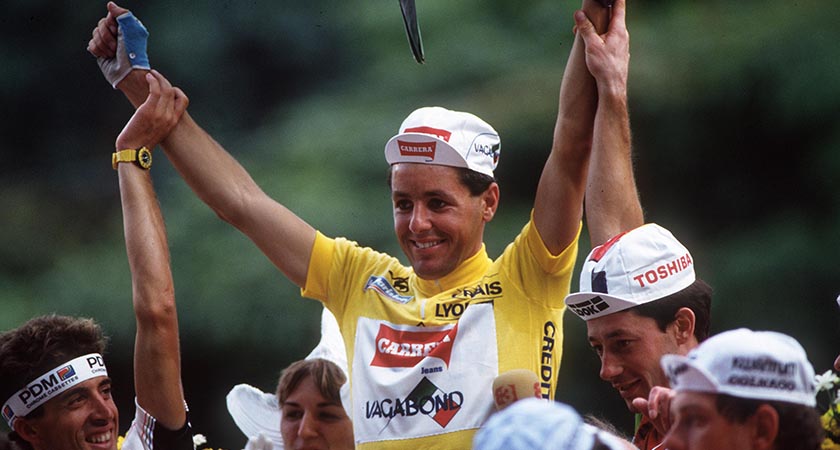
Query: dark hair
715 394 823 450
386 165 496 196
276 358 346 407
0 315 107 448
630 279 712 342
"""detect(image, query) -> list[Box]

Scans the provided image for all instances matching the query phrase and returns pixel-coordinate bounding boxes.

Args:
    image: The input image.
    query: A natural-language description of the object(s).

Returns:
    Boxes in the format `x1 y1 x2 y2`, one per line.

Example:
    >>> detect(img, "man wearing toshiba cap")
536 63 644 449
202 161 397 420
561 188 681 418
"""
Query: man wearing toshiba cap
660 328 823 450
564 223 713 450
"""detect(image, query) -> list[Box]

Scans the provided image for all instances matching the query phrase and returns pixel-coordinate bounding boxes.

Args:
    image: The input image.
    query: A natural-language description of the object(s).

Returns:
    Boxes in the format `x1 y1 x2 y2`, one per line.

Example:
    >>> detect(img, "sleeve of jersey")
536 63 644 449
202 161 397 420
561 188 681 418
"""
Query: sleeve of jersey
522 213 581 275
501 212 581 306
301 231 399 311
120 398 193 450
301 231 336 303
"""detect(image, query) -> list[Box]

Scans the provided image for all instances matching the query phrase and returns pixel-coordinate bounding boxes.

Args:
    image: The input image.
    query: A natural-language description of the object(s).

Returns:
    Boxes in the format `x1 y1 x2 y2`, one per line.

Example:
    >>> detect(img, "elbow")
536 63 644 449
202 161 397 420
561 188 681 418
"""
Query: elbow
133 281 178 327
211 183 264 229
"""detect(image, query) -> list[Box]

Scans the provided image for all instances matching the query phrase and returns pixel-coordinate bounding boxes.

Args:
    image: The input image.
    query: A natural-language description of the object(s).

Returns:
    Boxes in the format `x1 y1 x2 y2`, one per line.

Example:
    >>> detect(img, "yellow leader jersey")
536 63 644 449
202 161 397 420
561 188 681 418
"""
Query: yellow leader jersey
303 216 579 449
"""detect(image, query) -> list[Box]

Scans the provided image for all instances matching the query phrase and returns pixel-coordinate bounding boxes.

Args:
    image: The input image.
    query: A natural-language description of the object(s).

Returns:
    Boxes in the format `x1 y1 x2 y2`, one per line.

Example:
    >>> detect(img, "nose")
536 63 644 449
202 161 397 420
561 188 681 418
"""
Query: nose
409 204 432 234
298 412 319 438
89 392 116 424
599 352 622 381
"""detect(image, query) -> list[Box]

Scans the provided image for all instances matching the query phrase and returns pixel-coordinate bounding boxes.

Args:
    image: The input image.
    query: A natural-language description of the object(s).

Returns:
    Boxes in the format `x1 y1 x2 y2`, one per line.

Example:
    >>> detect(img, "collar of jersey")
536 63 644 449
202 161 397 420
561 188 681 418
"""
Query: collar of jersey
414 244 491 296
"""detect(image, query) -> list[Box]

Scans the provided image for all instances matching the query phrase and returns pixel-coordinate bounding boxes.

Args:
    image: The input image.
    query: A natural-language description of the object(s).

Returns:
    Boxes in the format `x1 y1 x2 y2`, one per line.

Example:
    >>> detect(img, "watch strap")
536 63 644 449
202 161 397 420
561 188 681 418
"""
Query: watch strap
112 147 152 170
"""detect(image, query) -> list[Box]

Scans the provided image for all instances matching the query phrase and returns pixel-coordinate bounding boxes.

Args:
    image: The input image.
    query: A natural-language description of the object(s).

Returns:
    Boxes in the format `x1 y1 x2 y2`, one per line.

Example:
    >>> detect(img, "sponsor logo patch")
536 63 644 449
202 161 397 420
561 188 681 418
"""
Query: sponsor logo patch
1 405 13 423
398 140 436 160
365 276 413 304
371 323 457 368
364 377 462 428
57 365 76 381
568 296 611 317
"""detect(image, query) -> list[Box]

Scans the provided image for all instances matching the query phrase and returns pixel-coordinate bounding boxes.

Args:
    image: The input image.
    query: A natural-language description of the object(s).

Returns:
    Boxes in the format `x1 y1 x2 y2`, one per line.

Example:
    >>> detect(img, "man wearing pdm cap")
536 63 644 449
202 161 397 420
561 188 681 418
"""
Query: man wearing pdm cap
87 0 626 447
661 328 823 450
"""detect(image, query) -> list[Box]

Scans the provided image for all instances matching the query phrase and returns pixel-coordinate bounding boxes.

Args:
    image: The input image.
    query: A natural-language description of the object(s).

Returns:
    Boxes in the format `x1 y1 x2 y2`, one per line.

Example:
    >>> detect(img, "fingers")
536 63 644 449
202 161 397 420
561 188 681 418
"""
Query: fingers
87 11 118 57
574 10 598 44
612 0 626 26
107 2 131 19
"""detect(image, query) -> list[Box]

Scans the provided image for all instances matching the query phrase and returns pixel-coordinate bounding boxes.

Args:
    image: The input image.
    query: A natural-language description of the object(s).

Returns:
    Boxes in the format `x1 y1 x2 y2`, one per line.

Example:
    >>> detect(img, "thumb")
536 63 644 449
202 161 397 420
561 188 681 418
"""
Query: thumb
574 10 596 39
631 397 649 416
107 2 131 18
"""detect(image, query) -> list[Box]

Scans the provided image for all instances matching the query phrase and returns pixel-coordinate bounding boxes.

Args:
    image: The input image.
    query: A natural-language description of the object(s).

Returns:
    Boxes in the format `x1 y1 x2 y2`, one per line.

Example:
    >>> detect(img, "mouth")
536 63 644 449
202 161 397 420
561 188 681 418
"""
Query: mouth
613 380 640 398
86 431 112 445
413 239 443 249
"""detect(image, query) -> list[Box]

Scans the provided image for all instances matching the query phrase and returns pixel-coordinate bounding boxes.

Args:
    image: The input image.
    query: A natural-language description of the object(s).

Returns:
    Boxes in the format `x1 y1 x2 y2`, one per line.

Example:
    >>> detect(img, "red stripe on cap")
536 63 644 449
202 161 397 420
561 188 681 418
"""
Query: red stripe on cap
404 126 452 142
590 230 629 262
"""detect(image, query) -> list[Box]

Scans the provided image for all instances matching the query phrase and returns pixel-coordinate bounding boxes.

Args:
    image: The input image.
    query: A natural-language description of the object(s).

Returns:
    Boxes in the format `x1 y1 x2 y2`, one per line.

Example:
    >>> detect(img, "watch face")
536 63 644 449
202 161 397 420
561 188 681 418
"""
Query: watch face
137 148 152 169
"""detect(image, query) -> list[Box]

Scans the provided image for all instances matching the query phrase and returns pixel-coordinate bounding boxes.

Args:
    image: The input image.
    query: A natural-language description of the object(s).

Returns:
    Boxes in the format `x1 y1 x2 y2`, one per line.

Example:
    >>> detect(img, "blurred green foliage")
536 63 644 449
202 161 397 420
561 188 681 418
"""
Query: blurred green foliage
1 0 839 446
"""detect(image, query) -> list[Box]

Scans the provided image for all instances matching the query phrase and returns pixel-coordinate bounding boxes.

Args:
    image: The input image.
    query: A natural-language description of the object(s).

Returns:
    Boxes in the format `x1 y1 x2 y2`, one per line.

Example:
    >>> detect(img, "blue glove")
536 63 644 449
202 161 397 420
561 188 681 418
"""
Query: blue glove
96 12 151 88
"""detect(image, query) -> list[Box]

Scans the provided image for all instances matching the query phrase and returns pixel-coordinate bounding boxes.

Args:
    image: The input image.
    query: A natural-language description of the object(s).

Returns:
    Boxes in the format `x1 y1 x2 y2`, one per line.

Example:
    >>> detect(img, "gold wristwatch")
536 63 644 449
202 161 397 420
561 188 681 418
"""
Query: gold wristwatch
112 147 152 170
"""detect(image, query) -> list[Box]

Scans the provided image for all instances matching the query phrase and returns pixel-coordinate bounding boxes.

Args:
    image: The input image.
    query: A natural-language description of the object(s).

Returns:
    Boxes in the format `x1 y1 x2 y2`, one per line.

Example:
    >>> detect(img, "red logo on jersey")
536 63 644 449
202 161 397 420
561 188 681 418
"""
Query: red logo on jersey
404 126 452 142
371 323 458 368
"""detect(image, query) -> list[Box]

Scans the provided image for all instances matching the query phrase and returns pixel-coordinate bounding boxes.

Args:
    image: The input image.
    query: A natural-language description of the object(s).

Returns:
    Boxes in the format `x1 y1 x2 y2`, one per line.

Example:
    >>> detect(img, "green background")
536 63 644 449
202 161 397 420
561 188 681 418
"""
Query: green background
1 0 839 446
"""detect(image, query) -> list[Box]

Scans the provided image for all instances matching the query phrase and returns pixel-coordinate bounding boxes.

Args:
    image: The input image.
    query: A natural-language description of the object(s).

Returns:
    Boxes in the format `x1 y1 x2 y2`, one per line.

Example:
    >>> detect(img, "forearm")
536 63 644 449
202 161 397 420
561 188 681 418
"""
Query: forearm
118 165 186 430
534 2 609 254
161 113 316 286
553 1 609 149
587 87 643 245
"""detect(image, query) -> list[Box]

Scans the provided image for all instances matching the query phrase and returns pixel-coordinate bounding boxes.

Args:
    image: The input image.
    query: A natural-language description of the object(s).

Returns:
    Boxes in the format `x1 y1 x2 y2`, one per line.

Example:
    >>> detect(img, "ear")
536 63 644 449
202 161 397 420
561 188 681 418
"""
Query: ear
751 404 779 450
481 182 500 222
671 307 696 347
13 418 41 448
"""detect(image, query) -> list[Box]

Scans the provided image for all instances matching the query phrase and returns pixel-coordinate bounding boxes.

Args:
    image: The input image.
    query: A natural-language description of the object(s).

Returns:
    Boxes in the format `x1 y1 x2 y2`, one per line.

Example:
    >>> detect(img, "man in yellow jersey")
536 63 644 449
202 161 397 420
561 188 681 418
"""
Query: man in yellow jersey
88 0 622 447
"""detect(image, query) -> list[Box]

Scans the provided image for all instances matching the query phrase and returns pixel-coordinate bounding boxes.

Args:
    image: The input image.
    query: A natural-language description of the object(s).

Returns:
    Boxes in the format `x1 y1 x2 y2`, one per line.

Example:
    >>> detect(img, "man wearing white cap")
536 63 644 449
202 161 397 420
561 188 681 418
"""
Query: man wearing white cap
87 0 624 447
564 223 712 450
660 328 823 450
565 3 713 449
0 72 191 449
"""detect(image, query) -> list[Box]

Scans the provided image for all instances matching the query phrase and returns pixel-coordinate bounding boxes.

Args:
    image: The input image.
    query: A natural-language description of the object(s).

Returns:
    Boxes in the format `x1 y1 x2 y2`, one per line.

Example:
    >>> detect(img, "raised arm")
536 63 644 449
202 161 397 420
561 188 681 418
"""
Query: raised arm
576 0 644 246
533 0 609 255
114 70 189 430
89 3 316 288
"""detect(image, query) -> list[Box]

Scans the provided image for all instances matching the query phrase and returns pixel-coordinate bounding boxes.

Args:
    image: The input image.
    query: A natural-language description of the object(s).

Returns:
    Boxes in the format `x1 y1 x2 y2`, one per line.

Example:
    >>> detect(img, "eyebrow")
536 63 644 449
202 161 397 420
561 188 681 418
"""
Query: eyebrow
282 401 343 409
55 377 113 402
589 329 634 343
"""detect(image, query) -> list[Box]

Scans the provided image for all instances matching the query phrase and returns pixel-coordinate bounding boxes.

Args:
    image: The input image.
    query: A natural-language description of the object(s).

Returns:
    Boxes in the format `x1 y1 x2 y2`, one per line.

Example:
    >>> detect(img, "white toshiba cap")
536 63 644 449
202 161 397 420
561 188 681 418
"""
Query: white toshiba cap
564 223 696 321
384 106 501 178
662 328 816 407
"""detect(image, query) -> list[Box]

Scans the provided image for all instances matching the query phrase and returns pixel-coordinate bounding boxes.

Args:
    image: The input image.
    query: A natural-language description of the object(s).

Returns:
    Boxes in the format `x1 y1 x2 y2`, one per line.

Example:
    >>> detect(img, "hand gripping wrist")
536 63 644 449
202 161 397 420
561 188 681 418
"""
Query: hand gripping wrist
97 12 151 89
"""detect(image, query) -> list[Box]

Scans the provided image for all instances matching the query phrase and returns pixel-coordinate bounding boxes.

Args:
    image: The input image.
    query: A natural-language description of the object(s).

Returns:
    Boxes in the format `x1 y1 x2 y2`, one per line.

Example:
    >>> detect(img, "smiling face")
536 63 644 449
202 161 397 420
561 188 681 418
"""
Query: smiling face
280 375 354 450
390 163 498 280
15 376 119 450
586 310 682 410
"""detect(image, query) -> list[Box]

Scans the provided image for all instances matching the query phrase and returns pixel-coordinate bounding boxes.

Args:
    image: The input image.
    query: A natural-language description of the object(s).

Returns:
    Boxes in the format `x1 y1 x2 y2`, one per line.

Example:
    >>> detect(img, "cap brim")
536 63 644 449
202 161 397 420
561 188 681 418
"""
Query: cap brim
660 354 719 394
226 384 284 448
385 133 469 169
563 292 641 321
